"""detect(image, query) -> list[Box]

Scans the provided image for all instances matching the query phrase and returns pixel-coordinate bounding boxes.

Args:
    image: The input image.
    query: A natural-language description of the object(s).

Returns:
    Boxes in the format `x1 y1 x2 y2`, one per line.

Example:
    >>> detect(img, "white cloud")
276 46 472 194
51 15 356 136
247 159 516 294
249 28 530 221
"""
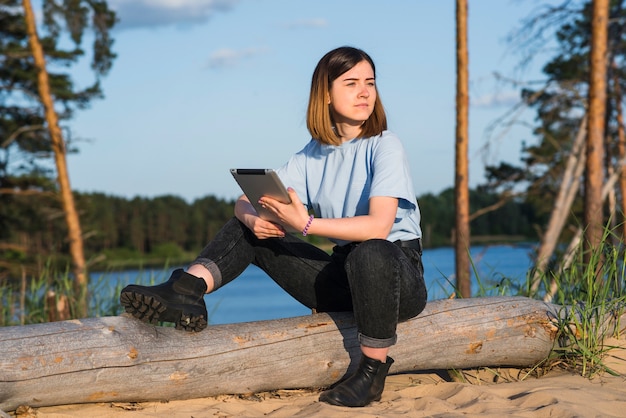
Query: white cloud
108 0 239 29
206 46 269 69
472 91 521 108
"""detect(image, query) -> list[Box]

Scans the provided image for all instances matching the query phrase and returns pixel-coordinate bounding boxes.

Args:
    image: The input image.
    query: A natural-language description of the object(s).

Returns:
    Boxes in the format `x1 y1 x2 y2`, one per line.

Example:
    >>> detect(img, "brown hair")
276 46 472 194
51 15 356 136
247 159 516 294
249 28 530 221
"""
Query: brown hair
306 46 387 145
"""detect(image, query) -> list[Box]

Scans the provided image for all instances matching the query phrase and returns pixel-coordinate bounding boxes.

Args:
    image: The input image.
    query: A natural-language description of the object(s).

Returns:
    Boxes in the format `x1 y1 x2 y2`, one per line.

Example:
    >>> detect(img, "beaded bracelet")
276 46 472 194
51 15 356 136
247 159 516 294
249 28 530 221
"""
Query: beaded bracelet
302 214 314 236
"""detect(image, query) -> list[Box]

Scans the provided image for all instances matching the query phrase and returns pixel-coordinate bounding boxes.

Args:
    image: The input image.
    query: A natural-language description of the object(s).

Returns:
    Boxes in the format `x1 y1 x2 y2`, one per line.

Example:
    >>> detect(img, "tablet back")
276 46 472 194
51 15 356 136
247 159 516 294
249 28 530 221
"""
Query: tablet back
230 169 291 222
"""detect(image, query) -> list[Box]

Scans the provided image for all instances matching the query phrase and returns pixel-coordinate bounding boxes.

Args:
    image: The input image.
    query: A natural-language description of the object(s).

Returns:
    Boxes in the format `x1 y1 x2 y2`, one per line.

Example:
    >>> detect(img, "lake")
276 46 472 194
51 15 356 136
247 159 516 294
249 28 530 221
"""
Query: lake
97 244 536 325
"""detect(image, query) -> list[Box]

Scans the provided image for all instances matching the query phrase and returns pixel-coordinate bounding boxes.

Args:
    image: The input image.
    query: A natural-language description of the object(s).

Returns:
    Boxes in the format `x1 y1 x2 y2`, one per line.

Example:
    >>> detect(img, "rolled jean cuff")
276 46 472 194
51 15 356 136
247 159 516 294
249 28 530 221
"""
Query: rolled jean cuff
358 332 397 348
190 257 223 289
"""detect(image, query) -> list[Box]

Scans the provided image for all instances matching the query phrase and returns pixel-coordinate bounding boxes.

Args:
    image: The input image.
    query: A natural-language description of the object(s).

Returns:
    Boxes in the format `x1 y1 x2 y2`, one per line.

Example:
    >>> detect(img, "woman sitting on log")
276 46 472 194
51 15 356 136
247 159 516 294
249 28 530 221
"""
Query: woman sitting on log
120 46 427 408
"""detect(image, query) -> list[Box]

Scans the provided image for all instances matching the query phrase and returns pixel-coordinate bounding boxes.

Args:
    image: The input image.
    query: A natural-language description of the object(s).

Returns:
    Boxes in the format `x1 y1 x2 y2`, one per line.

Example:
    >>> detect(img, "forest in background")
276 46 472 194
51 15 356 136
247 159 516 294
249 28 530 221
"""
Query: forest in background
0 186 544 280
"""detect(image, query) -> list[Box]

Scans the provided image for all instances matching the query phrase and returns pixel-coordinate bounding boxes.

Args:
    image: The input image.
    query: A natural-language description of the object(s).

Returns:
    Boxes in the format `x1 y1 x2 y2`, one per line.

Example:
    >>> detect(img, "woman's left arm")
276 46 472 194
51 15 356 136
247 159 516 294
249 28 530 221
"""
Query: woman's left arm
260 190 398 242
303 196 397 241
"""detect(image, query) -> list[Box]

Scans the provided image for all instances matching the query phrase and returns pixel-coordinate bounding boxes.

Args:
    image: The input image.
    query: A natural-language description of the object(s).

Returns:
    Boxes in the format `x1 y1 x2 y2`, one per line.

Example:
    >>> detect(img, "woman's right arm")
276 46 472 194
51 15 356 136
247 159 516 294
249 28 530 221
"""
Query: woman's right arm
234 195 286 239
234 194 257 224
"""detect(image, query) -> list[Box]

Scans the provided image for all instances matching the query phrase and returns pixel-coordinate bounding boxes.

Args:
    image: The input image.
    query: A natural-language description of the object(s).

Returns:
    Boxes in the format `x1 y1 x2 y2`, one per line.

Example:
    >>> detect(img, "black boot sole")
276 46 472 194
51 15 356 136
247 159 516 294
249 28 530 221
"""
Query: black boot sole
120 289 208 332
319 390 382 407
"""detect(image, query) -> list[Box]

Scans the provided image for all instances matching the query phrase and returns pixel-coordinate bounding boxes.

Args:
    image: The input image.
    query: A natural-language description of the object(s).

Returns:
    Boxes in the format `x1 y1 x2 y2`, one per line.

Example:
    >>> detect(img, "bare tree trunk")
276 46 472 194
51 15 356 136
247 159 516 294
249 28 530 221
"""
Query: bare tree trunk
455 0 471 298
22 0 88 317
584 0 609 259
544 159 625 301
530 117 587 294
613 62 626 242
607 168 617 231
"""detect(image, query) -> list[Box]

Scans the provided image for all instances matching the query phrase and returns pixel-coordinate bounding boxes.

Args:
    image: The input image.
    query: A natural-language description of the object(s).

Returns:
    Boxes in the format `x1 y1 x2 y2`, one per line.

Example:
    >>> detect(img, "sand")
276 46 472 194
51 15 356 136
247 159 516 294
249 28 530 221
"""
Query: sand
10 337 626 418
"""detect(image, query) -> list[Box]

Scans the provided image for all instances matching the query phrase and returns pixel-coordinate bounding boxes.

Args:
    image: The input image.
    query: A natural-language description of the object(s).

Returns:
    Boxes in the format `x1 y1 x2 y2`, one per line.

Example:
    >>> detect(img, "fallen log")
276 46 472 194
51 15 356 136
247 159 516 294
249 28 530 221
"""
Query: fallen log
0 296 618 411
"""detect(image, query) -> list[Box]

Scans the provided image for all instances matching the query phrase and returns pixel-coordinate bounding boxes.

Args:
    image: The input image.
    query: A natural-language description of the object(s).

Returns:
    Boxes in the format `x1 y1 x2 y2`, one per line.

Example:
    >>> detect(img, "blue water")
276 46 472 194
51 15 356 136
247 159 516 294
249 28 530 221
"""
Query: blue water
98 244 536 325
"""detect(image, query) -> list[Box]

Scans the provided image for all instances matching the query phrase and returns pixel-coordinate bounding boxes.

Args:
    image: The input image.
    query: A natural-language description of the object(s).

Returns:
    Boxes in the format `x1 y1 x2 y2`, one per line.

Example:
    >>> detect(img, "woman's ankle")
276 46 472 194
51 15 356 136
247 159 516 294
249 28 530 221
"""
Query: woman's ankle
186 264 214 293
361 346 389 362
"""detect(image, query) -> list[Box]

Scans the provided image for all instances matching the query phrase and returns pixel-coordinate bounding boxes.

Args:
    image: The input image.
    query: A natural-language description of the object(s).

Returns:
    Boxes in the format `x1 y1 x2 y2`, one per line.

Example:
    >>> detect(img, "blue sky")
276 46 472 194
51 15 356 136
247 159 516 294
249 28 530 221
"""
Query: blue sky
51 0 558 202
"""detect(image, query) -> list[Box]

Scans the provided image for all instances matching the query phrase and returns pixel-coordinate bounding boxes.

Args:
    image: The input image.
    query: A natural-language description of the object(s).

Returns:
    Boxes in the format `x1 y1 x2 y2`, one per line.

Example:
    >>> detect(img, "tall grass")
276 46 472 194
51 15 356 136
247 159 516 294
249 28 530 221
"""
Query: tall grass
441 226 625 379
0 265 167 326
530 228 626 378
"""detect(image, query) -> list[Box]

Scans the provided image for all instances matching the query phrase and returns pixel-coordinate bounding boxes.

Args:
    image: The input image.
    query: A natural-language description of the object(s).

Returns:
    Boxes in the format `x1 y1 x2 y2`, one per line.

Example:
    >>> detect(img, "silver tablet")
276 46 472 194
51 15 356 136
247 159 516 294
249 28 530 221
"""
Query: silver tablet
230 169 292 222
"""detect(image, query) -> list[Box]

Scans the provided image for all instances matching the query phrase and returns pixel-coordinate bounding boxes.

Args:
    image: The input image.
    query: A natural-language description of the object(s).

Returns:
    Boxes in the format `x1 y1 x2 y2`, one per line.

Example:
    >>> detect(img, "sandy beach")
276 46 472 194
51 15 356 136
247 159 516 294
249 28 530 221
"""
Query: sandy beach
11 336 625 418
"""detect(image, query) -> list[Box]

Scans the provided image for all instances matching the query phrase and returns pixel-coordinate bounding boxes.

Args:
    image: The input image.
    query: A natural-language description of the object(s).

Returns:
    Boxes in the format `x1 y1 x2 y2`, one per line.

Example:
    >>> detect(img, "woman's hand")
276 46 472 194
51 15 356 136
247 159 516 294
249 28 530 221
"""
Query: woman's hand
234 196 286 239
246 216 287 239
258 188 310 234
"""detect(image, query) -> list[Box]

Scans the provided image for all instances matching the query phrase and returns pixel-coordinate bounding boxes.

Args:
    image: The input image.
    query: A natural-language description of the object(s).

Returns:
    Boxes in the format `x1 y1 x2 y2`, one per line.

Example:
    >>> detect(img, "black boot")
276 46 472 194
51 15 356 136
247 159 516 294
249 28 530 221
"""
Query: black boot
120 269 208 332
319 355 394 407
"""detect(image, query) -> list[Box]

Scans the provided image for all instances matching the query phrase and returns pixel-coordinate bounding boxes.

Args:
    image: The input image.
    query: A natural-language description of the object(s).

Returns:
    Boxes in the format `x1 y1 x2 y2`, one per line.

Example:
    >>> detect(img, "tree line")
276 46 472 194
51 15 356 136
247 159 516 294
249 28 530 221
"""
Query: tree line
0 187 543 280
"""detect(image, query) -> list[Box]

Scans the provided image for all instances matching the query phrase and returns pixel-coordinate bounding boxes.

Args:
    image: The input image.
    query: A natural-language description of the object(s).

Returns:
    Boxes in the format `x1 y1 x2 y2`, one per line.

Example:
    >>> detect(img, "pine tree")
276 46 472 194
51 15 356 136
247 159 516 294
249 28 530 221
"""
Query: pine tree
0 0 116 315
484 1 626 286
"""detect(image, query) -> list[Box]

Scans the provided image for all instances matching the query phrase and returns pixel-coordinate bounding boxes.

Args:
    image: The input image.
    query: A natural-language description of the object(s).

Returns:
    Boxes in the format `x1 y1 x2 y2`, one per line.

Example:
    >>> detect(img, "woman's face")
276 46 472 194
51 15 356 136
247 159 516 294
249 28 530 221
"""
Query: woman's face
328 60 376 130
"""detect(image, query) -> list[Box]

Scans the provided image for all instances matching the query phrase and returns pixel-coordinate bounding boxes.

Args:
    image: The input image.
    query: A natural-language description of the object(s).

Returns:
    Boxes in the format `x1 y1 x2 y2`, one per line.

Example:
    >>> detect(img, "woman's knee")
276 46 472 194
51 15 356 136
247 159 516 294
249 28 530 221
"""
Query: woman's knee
344 239 402 291
346 239 398 265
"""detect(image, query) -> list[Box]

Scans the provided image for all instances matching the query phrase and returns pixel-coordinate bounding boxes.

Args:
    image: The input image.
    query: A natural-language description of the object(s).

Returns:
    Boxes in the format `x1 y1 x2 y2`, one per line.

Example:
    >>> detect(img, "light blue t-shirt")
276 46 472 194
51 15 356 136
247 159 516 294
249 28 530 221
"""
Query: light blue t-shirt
276 130 422 246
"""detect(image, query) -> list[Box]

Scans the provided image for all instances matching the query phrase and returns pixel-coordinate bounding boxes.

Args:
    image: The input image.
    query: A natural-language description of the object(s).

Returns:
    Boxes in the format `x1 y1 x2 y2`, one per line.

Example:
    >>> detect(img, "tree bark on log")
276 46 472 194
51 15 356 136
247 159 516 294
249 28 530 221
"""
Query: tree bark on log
0 296 619 411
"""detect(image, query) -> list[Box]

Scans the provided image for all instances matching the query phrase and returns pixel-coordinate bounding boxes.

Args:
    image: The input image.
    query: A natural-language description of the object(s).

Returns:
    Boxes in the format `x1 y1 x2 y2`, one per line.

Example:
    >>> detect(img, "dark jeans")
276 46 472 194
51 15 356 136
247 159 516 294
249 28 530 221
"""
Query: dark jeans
192 218 427 348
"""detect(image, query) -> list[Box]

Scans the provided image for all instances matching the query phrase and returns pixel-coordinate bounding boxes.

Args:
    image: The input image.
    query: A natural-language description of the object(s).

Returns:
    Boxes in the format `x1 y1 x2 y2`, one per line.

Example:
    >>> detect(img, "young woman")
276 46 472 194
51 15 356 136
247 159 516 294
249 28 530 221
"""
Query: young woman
120 46 427 408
